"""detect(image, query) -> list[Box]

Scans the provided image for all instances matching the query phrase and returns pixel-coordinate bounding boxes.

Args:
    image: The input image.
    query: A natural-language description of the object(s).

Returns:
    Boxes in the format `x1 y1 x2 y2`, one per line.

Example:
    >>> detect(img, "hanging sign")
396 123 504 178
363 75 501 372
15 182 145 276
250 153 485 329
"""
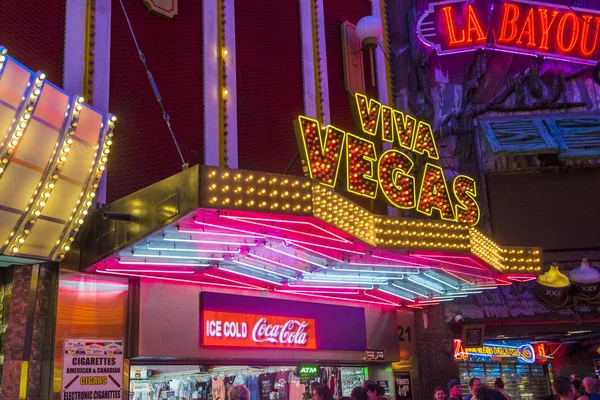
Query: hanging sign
202 310 317 349
454 339 536 363
417 0 600 66
294 93 480 225
394 372 413 400
62 339 123 400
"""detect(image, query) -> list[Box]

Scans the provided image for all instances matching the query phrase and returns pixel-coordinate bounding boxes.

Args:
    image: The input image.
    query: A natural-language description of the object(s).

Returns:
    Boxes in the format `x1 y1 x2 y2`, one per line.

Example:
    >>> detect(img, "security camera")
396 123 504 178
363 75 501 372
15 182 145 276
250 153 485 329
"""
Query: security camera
455 314 464 323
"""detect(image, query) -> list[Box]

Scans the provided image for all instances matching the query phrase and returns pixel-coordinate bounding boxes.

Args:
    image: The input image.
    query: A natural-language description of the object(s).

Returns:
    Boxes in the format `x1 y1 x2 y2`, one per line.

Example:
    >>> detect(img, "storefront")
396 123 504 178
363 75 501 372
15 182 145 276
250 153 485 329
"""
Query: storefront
127 290 397 399
454 340 552 399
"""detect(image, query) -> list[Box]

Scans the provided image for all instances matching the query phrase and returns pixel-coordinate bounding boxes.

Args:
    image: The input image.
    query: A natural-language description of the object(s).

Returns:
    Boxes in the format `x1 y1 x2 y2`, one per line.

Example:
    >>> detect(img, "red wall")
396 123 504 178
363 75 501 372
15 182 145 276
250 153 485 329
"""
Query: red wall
235 0 304 175
0 1 65 85
107 0 203 202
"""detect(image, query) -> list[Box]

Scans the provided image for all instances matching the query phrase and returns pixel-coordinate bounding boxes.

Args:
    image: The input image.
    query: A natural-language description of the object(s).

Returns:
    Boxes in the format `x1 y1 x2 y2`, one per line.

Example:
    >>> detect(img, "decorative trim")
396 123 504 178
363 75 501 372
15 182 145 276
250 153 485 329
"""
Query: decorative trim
313 0 330 125
64 0 87 95
372 0 393 124
300 0 317 119
143 0 178 19
203 0 220 166
83 0 97 104
223 0 238 168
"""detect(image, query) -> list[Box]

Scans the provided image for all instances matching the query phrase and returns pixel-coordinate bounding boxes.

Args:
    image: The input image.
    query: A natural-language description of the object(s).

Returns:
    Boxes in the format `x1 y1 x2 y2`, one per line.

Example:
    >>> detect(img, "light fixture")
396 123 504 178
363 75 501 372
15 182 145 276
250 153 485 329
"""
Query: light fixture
355 15 383 86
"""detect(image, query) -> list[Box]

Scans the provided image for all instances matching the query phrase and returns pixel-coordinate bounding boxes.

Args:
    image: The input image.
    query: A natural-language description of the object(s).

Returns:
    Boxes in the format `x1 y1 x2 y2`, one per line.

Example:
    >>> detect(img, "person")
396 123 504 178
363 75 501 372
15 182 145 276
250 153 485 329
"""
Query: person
433 386 445 400
583 378 600 400
307 382 320 400
313 385 334 400
377 396 390 400
351 387 369 400
573 379 584 397
465 378 482 400
362 381 385 400
555 376 575 400
448 379 463 400
229 385 250 400
473 386 506 400
494 378 511 400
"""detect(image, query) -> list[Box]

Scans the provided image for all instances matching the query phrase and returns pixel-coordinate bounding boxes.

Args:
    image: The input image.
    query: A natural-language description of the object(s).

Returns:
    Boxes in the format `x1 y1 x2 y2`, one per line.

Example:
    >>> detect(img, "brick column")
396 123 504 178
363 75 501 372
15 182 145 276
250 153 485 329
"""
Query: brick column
0 263 56 400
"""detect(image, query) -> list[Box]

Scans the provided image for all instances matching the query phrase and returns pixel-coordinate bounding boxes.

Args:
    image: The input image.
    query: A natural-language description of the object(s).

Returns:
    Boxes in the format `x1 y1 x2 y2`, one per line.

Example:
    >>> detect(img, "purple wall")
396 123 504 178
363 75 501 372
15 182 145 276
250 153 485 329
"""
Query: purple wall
201 292 367 351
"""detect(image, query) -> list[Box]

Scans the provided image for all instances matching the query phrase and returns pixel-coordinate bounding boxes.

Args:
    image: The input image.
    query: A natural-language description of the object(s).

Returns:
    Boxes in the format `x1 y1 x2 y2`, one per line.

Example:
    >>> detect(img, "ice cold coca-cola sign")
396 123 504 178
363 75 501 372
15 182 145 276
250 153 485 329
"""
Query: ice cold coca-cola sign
202 311 317 349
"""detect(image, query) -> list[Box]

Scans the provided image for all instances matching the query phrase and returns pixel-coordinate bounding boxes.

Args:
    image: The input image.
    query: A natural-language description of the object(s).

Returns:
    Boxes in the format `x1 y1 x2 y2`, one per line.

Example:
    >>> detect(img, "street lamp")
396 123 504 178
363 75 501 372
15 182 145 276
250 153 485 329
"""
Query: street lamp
355 16 383 87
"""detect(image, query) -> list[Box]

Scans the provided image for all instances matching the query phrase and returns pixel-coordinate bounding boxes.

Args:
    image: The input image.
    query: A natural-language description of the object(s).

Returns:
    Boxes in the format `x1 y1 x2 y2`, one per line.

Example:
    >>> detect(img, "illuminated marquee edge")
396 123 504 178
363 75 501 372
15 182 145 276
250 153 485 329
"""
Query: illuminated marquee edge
201 166 542 272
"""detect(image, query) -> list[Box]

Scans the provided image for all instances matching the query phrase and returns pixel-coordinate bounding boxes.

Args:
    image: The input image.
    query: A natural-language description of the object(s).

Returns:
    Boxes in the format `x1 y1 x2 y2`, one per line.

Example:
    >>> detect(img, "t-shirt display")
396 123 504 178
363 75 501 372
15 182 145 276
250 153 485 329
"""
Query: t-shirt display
259 372 277 400
247 375 260 400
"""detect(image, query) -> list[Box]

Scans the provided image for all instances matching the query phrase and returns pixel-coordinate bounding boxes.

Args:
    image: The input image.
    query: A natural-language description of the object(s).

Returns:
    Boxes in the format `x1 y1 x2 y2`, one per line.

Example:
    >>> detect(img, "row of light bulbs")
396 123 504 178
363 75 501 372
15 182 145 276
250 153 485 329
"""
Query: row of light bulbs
56 114 116 260
470 230 541 271
9 96 85 254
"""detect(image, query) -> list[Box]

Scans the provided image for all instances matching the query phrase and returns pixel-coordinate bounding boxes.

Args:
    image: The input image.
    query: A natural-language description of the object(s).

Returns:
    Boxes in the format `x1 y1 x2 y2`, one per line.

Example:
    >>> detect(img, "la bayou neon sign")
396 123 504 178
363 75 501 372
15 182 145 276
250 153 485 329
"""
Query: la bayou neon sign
294 93 480 226
418 0 600 66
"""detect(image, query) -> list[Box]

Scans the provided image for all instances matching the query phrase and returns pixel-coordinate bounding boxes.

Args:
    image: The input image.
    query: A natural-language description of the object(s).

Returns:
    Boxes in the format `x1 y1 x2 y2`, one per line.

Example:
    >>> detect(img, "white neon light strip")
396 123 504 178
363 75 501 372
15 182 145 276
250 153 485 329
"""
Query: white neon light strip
147 246 241 254
371 254 431 268
407 276 444 294
287 282 374 290
131 253 224 261
291 241 366 256
105 268 195 274
118 260 210 267
266 246 326 268
391 282 429 298
219 266 283 286
377 287 415 302
308 274 399 281
232 259 297 280
164 237 257 246
332 266 417 275
423 272 460 290
364 291 400 306
463 286 497 291
301 278 387 285
247 253 307 273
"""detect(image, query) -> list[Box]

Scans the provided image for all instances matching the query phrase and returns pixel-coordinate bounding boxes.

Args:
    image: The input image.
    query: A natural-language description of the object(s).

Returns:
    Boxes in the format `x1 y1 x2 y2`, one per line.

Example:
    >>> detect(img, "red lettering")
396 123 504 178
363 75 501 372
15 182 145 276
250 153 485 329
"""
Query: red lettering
417 164 455 221
393 110 416 151
378 150 415 209
381 106 394 143
466 5 486 43
557 12 579 52
498 3 520 43
516 7 536 47
580 16 600 56
347 133 378 198
538 9 559 51
412 122 439 160
295 117 345 187
354 93 381 136
453 175 480 226
443 6 465 44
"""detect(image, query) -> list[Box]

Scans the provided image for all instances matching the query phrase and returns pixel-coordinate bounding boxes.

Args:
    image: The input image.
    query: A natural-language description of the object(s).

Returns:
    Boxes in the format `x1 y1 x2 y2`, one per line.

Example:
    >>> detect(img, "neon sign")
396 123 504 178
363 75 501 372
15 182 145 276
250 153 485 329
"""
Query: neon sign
202 310 317 349
294 93 480 225
454 339 536 363
417 0 600 66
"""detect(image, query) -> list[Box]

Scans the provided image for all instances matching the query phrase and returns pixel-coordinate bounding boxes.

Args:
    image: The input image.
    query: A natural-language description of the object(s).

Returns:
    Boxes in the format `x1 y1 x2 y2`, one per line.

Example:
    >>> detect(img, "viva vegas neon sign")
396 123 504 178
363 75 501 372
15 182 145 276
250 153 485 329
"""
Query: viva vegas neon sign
418 0 600 65
294 93 480 225
202 310 316 349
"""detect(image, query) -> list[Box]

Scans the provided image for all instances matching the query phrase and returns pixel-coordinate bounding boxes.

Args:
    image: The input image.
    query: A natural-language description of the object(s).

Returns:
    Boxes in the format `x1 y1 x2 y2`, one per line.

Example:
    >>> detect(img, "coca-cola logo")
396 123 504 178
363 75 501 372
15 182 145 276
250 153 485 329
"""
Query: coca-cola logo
252 318 309 346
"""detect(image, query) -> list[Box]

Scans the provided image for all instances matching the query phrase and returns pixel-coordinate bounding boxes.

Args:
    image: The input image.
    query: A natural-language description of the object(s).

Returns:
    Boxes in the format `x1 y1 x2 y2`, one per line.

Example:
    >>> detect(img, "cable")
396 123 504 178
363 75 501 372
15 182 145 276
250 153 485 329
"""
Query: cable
118 0 188 169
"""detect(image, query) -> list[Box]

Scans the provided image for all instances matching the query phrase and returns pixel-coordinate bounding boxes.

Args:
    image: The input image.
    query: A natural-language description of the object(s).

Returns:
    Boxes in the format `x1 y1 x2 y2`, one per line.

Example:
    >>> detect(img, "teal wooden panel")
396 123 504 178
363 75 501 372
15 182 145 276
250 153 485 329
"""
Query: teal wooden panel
546 116 600 159
478 117 559 155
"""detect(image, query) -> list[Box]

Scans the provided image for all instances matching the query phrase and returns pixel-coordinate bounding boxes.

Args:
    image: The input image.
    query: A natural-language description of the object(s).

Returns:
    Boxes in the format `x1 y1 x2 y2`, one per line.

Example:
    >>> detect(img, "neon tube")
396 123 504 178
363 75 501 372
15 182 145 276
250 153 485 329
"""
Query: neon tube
273 289 399 307
441 267 491 279
363 291 400 306
371 254 431 268
442 269 474 284
418 298 453 303
410 254 487 271
406 276 444 294
332 266 418 275
291 241 366 257
131 253 224 261
377 287 415 302
266 246 326 269
276 289 361 295
413 253 488 269
348 262 423 270
301 278 388 285
219 215 351 243
202 271 266 290
232 259 297 280
104 267 195 274
219 266 283 286
164 238 257 246
118 260 210 267
287 282 374 290
147 246 241 254
247 253 307 273
423 272 460 290
391 282 429 298
469 285 497 290
309 273 400 280
409 302 440 307
433 294 469 299
96 269 264 290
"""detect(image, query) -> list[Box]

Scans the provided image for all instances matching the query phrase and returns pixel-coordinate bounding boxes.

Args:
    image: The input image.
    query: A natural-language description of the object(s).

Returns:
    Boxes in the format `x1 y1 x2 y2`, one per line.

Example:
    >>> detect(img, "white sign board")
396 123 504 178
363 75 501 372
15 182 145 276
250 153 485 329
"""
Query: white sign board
62 339 124 400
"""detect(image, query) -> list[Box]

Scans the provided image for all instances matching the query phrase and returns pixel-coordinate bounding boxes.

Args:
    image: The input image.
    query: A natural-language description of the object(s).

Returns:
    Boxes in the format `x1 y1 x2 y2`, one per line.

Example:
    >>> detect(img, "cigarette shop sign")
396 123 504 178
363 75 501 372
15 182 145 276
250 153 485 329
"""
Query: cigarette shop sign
202 311 317 349
417 0 600 66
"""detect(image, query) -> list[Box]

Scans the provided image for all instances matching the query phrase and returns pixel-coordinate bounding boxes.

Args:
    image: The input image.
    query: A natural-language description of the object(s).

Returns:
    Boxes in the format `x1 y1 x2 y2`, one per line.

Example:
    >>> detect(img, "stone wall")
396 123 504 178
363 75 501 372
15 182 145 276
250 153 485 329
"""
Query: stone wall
551 343 599 380
0 263 55 400
415 305 459 398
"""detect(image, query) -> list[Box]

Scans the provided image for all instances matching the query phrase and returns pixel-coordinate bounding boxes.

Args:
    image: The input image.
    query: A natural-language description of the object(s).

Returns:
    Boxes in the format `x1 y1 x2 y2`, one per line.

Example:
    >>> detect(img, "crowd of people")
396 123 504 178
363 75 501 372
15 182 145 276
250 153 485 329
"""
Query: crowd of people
437 375 600 400
226 380 388 400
